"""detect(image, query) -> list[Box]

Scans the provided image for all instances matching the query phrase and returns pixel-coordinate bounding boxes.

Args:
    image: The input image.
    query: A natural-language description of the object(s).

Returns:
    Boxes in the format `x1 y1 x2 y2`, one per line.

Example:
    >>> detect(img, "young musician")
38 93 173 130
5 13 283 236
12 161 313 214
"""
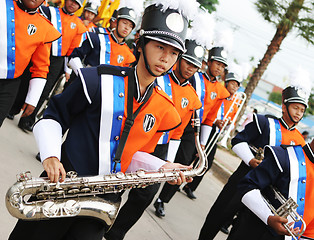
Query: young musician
198 75 310 240
8 1 200 239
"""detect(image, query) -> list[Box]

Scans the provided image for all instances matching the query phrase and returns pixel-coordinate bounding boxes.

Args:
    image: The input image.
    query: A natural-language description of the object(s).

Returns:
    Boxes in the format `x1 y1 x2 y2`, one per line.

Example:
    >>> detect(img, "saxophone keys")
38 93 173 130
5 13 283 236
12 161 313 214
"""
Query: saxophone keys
42 201 59 217
23 205 37 218
63 200 80 216
67 188 80 194
80 186 91 193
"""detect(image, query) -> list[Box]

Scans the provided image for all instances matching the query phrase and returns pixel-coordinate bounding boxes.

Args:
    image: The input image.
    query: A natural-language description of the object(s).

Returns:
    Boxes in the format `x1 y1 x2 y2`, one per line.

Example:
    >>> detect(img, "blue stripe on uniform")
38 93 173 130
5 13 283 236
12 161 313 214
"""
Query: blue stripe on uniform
274 119 282 146
6 0 15 79
110 75 125 172
294 145 306 230
195 72 206 123
157 74 172 144
104 34 111 64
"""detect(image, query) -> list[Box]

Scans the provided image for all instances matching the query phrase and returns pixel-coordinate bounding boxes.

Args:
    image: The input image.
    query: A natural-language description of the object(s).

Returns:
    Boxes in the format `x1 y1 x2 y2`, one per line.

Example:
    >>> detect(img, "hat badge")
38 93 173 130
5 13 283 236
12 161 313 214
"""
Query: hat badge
166 13 184 33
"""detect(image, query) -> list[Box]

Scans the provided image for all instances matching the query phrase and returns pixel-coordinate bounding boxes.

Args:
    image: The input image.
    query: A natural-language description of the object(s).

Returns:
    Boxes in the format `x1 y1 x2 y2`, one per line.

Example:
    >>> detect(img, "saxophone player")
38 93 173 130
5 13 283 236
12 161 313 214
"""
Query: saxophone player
198 69 310 239
8 0 200 239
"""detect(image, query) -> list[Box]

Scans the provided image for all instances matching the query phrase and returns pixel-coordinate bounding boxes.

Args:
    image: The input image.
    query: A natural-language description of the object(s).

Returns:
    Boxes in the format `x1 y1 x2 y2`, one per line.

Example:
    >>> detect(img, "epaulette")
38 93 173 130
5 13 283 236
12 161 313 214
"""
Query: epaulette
280 144 303 149
154 85 175 106
97 64 130 77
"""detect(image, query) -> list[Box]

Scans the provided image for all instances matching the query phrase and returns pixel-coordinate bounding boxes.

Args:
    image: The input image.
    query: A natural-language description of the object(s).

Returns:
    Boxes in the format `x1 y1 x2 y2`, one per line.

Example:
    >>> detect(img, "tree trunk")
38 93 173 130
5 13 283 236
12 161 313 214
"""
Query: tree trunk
233 0 304 135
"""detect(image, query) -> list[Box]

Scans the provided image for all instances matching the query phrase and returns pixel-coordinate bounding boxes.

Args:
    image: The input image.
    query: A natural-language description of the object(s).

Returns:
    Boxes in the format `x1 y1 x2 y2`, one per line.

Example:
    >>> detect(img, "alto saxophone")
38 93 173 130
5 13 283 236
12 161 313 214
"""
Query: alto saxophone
6 111 206 228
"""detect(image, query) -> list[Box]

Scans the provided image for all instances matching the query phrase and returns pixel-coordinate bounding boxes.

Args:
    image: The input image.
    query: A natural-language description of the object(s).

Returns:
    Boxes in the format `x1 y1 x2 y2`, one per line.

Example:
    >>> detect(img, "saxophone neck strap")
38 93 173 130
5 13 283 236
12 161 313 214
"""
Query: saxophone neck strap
113 68 153 172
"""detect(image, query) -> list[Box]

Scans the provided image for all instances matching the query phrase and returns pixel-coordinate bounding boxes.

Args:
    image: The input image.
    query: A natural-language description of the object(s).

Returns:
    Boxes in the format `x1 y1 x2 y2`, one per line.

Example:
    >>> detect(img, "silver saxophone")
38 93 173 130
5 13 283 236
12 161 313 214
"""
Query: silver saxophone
6 111 207 228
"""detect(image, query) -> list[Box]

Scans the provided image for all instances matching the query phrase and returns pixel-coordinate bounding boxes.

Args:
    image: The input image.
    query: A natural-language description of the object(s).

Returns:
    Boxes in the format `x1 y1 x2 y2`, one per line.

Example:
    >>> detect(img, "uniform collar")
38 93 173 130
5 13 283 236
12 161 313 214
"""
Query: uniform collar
170 72 189 87
304 143 314 163
279 117 296 131
134 66 154 103
204 72 217 83
62 7 74 15
110 32 125 45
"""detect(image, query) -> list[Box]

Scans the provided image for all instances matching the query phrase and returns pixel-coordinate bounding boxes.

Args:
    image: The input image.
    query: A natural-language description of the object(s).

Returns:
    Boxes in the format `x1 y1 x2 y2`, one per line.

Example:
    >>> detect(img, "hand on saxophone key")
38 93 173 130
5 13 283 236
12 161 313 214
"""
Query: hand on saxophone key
161 162 193 185
267 215 300 238
42 157 67 183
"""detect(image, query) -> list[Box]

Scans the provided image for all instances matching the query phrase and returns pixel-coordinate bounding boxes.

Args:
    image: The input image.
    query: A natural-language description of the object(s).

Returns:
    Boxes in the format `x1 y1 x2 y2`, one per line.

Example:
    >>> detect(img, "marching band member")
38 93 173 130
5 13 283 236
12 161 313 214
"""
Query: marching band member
12 0 87 132
153 9 227 217
198 68 310 240
103 3 202 239
106 38 203 239
80 1 99 32
183 71 242 200
68 0 139 74
9 0 199 239
228 139 314 240
0 0 61 127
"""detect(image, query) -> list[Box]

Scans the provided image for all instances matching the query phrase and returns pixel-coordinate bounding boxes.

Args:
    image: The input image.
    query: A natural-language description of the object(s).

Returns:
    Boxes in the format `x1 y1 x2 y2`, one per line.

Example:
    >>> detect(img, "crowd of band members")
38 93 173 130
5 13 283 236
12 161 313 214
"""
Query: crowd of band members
2 0 313 240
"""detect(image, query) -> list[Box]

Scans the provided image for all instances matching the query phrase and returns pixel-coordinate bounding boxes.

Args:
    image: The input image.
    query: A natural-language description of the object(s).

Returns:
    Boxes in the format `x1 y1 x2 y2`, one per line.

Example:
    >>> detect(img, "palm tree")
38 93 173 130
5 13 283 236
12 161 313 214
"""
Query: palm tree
238 0 314 123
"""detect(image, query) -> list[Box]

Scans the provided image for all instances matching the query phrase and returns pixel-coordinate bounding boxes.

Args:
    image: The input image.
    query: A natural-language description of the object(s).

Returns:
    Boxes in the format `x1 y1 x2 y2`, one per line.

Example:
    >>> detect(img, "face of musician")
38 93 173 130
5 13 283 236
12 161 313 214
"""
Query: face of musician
226 80 240 96
64 0 80 14
282 102 305 126
83 10 96 23
207 60 226 79
21 0 45 10
175 59 199 83
115 19 134 40
142 40 180 76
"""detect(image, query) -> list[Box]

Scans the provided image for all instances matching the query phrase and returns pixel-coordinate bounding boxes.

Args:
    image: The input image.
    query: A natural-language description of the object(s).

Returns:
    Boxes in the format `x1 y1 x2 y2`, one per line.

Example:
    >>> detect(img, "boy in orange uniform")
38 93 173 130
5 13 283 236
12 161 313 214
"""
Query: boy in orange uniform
9 1 199 239
14 0 87 131
183 71 241 199
0 0 61 127
106 38 203 239
68 2 137 74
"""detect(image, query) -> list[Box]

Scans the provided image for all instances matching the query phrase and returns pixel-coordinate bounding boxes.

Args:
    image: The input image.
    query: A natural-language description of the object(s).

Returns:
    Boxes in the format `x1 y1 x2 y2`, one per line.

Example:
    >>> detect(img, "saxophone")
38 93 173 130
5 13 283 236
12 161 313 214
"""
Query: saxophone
6 112 206 228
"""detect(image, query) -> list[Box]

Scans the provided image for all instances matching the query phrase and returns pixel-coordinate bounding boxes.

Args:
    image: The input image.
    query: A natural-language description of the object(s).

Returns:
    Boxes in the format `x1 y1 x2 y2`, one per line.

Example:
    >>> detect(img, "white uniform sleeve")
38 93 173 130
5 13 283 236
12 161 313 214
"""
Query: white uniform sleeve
64 57 72 75
232 142 255 166
200 125 213 146
166 139 181 162
242 189 273 225
68 57 84 75
33 119 63 162
25 78 46 107
126 151 166 173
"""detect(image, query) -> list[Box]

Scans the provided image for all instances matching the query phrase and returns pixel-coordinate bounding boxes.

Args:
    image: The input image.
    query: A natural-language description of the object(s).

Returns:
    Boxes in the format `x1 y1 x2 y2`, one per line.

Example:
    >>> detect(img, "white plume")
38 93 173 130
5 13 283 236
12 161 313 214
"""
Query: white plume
86 0 101 7
189 8 215 49
118 0 144 17
288 66 312 98
214 28 234 53
228 62 243 81
148 0 200 21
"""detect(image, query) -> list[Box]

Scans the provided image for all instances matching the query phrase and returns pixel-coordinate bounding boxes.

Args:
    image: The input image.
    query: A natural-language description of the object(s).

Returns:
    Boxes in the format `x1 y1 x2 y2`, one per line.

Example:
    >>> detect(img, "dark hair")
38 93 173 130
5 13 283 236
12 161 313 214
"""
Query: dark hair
302 131 309 136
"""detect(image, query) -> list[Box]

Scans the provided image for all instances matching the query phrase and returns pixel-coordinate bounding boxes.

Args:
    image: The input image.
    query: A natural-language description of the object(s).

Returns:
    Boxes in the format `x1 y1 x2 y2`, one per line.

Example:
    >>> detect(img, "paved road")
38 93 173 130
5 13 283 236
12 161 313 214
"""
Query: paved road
0 115 240 240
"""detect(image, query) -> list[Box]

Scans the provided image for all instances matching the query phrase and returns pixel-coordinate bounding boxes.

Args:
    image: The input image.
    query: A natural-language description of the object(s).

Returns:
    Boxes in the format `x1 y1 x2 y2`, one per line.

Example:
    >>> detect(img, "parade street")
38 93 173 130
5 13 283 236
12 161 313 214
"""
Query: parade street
0 115 240 240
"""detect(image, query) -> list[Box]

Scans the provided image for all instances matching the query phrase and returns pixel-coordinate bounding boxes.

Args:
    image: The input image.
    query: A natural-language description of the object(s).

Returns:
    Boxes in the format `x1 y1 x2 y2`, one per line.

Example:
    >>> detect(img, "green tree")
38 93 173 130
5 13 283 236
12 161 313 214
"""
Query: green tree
237 0 314 124
197 0 219 13
268 92 282 105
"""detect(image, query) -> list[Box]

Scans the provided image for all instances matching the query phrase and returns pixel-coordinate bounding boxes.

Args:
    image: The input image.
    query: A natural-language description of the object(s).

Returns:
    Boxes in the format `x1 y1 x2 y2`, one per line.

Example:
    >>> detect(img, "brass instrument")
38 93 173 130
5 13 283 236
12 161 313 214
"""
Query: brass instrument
262 186 306 240
249 145 264 161
218 92 247 149
204 92 247 156
6 112 206 228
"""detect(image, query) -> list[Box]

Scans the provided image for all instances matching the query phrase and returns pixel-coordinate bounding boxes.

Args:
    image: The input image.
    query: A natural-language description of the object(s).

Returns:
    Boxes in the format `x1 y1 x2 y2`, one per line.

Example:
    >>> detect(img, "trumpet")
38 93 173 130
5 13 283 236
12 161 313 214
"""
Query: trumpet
262 186 306 240
204 92 247 156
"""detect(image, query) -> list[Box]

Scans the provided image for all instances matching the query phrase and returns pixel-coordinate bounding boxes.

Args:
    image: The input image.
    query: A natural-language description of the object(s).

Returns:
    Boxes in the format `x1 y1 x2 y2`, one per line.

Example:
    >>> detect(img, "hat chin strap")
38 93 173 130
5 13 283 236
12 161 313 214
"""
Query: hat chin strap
286 103 302 124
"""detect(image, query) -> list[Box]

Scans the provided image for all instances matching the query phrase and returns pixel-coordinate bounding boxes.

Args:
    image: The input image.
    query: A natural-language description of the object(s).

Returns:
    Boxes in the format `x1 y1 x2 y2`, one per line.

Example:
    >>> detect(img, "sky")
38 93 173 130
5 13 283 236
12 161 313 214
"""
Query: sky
214 0 314 90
